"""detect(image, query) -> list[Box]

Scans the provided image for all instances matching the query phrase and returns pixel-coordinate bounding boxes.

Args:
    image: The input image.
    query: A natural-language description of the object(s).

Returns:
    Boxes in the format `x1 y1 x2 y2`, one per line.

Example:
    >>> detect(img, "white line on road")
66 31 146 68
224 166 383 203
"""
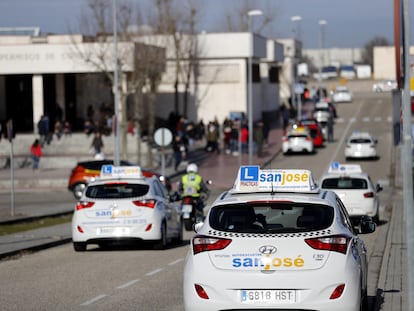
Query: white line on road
117 279 141 289
168 258 184 266
80 294 107 306
146 267 164 276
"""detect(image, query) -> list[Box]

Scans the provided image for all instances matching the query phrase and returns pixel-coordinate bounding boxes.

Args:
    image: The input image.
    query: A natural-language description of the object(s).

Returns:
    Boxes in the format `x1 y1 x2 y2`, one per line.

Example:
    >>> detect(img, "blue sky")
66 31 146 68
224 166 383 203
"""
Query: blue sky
0 0 411 49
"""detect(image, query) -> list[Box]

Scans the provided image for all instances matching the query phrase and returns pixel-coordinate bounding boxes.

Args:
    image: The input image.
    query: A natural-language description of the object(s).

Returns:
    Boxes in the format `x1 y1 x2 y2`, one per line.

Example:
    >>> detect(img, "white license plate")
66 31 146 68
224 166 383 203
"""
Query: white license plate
97 227 130 235
182 204 193 213
241 290 296 304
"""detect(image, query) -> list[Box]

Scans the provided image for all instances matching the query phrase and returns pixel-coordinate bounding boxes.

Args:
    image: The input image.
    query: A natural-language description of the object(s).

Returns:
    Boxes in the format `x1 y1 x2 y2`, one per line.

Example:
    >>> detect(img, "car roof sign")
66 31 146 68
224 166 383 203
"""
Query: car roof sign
232 166 319 193
100 165 143 179
328 162 362 174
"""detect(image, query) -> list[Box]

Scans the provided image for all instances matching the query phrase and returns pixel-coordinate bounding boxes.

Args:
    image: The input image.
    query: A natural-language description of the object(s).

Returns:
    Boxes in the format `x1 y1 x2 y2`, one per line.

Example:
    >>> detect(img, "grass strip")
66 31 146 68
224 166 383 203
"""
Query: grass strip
0 215 72 236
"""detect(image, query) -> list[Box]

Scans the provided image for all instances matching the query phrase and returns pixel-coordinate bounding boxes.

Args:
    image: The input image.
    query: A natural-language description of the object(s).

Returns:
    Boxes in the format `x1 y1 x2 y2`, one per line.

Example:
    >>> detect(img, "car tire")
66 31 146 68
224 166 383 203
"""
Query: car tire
154 222 167 250
73 242 87 252
360 288 368 311
373 211 380 224
73 183 87 200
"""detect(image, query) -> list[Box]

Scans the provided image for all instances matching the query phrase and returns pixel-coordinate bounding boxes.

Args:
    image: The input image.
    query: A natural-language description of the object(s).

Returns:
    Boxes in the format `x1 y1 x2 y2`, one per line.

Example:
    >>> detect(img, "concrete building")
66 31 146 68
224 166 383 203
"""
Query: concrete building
0 30 284 135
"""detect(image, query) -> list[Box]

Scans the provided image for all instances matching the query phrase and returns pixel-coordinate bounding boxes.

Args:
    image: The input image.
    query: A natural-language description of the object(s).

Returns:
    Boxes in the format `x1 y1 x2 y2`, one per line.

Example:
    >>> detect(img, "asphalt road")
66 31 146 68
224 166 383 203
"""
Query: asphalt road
0 89 394 310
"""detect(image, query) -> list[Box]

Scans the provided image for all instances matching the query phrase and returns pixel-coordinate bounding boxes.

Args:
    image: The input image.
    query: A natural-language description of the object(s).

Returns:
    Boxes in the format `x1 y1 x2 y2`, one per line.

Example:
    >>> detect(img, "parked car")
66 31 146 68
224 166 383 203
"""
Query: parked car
68 160 171 199
372 79 398 92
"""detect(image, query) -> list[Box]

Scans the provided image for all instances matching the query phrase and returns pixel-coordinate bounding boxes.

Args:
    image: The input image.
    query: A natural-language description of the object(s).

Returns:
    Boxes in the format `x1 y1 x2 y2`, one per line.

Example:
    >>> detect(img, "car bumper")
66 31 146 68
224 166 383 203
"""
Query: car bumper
184 253 363 311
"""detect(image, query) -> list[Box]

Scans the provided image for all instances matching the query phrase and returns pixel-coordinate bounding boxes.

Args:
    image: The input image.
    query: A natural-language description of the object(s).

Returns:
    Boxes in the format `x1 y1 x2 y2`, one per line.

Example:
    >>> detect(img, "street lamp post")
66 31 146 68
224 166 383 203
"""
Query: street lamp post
112 0 120 166
318 20 327 99
247 9 263 165
290 16 302 120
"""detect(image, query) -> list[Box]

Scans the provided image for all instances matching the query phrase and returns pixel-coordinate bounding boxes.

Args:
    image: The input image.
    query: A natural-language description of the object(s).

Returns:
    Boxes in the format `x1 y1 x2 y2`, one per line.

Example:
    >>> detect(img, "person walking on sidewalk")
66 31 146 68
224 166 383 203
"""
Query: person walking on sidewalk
30 139 43 170
91 131 104 159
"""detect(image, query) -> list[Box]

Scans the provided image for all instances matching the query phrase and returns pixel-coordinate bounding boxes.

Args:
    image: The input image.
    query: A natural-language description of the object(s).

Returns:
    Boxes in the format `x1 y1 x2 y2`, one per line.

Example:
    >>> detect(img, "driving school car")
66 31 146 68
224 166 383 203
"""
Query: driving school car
183 166 375 311
71 165 182 251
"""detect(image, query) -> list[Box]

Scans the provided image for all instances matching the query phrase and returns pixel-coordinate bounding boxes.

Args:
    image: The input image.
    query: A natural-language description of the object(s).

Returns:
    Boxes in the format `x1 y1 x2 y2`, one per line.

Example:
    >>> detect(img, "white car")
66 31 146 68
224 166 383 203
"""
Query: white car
372 79 398 92
332 87 353 103
71 165 182 251
312 101 332 123
320 163 382 223
345 131 378 160
282 126 314 154
183 166 376 311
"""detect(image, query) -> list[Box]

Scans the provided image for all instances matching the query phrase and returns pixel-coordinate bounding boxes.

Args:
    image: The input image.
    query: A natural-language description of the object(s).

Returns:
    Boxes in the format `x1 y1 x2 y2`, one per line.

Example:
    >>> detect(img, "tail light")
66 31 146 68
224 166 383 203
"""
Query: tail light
363 192 374 198
192 235 232 255
305 235 351 254
132 199 157 208
330 284 345 299
194 284 209 299
306 137 312 141
282 137 288 142
183 197 193 204
76 201 95 210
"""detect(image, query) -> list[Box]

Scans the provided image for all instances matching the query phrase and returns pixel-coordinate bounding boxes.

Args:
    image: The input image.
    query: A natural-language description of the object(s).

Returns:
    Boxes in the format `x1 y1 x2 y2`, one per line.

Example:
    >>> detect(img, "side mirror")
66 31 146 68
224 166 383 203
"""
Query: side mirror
358 216 376 234
376 184 383 193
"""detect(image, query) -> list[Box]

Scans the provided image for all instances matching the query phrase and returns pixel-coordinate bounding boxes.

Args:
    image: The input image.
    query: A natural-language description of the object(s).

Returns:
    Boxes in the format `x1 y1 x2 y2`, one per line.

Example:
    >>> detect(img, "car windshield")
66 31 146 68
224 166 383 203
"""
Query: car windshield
288 134 308 139
321 177 368 190
209 203 334 233
85 183 150 199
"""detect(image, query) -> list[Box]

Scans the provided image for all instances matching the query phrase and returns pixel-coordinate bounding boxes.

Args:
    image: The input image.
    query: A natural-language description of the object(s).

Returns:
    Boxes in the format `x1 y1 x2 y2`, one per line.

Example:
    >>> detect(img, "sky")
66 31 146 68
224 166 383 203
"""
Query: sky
0 0 411 49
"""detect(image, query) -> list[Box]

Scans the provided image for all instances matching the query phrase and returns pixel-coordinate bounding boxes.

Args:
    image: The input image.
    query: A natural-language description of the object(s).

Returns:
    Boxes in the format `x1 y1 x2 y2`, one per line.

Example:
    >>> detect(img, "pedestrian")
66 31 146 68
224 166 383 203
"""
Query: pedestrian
254 120 265 157
240 124 249 154
37 115 51 146
327 113 334 143
91 131 104 159
30 139 43 170
205 121 220 153
172 135 187 171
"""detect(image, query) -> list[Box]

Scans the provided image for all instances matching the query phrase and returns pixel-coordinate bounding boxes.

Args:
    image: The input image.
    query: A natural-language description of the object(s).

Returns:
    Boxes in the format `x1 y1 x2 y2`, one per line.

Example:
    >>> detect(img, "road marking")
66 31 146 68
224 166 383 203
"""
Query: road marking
117 279 141 289
146 267 164 276
168 258 184 266
362 117 370 122
374 117 382 122
80 294 107 306
325 101 365 175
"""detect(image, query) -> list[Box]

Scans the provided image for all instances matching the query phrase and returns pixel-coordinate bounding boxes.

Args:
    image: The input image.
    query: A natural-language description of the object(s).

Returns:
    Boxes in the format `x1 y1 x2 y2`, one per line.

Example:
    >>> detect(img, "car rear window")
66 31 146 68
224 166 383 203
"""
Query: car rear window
349 138 371 144
209 203 334 233
321 177 367 189
288 134 308 139
85 183 150 199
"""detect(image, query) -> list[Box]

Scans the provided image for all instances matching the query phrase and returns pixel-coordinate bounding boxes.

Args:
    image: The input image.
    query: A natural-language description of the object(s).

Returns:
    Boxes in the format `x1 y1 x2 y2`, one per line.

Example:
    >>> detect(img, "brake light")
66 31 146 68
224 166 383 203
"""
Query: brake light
105 182 128 185
76 201 95 210
132 199 157 208
192 235 232 255
305 235 350 254
363 192 374 198
330 284 345 299
194 284 209 299
306 137 312 141
282 137 288 142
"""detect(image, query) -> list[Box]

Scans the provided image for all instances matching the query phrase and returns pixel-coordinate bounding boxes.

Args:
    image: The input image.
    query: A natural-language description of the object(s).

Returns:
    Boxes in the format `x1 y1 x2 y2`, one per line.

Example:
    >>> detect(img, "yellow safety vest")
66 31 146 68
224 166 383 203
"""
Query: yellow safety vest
181 173 202 197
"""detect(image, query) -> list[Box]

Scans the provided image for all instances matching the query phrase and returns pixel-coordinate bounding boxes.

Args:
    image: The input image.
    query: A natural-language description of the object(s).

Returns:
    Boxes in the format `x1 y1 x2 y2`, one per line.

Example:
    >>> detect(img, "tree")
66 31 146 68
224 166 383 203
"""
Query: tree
361 36 391 68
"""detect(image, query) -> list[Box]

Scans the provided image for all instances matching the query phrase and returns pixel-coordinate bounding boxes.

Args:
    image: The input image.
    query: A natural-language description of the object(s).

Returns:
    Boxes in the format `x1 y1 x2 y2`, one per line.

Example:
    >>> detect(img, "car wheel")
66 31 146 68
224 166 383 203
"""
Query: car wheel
73 242 87 252
360 288 368 311
73 183 87 200
373 211 380 224
154 222 167 250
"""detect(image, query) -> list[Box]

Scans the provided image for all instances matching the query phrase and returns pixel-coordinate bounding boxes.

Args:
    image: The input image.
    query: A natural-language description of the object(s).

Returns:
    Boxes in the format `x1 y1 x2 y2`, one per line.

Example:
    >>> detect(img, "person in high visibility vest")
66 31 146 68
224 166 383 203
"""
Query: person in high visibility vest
179 163 209 211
